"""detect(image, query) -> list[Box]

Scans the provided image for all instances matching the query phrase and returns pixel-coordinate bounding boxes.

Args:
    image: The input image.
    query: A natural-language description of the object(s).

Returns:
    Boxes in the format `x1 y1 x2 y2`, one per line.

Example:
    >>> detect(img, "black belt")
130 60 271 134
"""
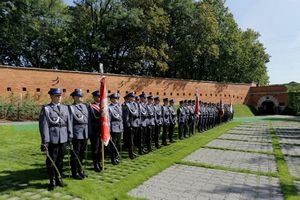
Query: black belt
50 124 67 127
74 123 88 125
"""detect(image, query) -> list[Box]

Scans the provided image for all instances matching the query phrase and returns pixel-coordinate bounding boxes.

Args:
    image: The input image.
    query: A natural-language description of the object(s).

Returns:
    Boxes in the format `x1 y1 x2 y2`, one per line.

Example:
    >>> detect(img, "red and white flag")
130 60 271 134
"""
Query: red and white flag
99 77 110 146
195 89 200 117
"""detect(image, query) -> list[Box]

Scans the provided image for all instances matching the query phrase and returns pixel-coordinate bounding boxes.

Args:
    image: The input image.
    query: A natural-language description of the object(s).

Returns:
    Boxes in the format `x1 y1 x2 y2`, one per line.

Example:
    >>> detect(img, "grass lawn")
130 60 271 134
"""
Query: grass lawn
233 104 256 118
0 122 240 200
1 118 300 200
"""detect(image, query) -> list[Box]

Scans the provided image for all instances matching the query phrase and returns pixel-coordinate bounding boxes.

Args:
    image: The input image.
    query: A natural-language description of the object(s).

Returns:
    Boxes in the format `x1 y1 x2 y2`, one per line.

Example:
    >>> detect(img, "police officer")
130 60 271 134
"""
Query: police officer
69 89 89 180
188 100 195 136
123 92 140 159
153 96 162 149
203 103 208 131
108 93 123 165
183 100 189 138
168 99 176 143
88 90 102 172
177 100 186 140
146 96 155 152
138 92 148 154
162 98 170 146
39 88 72 190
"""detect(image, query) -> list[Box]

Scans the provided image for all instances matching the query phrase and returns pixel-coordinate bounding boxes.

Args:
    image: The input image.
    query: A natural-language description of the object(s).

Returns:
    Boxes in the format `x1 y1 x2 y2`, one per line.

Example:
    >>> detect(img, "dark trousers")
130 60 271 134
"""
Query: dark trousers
178 122 185 139
146 126 154 151
110 132 121 162
168 124 175 142
154 125 161 148
189 118 195 135
90 136 102 166
135 127 146 154
162 124 169 145
128 127 138 159
46 143 67 182
71 139 87 176
184 121 189 137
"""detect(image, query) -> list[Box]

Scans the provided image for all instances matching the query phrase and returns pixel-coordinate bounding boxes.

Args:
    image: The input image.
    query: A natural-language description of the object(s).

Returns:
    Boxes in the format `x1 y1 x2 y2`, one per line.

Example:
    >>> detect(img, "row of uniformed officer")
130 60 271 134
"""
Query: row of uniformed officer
39 88 105 190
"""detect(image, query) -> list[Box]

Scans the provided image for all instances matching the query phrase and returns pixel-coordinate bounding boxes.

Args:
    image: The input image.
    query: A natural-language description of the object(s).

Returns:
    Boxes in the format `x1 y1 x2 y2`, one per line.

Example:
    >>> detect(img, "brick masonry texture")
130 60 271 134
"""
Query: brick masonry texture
0 66 288 107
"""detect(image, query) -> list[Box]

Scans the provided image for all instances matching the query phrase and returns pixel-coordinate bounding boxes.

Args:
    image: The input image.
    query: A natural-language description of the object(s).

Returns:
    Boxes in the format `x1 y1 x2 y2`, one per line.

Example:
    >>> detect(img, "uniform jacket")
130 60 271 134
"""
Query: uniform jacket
88 102 101 137
154 104 163 126
168 105 177 125
177 106 186 124
123 102 140 128
109 103 123 133
39 103 73 144
147 104 155 126
162 105 170 126
69 103 89 140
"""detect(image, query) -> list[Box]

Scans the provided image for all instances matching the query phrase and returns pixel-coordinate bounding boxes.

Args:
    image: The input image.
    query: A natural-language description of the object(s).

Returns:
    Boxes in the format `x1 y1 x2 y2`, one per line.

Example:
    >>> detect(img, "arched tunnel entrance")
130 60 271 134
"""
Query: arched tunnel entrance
257 95 280 115
261 101 276 115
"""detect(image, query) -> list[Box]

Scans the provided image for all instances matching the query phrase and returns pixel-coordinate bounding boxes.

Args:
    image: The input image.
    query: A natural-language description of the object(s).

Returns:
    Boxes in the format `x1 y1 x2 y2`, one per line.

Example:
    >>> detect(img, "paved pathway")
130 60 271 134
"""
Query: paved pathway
129 164 282 200
184 148 276 173
129 121 300 200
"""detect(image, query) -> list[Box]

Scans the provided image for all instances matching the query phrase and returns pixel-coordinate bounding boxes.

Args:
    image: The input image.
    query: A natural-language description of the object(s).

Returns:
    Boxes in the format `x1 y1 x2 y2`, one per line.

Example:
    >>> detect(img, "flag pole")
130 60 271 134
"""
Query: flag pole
99 63 105 171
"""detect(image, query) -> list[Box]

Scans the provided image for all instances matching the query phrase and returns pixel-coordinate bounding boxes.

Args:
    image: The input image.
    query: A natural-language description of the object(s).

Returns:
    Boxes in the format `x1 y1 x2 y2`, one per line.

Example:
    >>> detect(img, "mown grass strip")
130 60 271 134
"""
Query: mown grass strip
270 126 300 200
177 160 278 178
203 146 275 155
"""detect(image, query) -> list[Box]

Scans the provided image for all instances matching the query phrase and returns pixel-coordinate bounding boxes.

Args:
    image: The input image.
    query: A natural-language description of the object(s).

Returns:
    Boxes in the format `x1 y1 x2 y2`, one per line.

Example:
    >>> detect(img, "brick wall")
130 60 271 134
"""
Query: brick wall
0 65 253 104
246 85 288 111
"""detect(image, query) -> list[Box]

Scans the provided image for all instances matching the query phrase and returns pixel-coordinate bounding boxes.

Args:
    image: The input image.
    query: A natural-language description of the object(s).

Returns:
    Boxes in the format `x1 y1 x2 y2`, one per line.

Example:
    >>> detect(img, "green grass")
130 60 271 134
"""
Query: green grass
233 104 255 118
270 126 300 200
0 122 240 200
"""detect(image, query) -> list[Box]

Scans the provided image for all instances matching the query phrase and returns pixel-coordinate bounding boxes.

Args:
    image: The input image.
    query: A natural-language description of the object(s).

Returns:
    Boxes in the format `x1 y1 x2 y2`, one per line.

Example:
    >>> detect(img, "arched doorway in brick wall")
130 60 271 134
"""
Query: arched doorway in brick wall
256 95 279 115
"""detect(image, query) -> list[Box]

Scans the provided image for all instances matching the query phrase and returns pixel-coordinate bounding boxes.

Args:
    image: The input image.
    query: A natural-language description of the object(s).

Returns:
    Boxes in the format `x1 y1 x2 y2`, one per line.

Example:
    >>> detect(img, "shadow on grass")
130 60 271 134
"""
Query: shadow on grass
0 166 48 193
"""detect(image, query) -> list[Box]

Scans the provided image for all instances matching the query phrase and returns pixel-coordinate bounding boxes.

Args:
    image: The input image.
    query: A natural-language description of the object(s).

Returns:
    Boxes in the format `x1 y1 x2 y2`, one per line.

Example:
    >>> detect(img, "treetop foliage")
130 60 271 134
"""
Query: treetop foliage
0 0 270 85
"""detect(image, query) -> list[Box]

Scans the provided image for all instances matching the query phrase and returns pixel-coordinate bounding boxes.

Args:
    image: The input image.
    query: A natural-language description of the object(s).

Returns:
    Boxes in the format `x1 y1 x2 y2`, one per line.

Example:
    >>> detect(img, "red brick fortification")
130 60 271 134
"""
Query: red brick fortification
0 65 252 104
0 65 288 113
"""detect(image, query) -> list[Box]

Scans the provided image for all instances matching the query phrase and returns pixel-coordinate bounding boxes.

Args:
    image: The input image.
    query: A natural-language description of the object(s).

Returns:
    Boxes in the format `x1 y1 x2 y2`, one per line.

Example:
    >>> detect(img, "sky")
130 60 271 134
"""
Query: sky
225 0 300 84
64 0 300 84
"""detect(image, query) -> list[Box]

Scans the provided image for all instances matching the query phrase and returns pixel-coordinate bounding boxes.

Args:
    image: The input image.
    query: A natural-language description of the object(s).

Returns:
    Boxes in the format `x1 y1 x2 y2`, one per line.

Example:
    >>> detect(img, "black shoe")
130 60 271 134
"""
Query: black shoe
115 159 120 164
55 177 65 187
111 159 119 165
143 149 149 154
72 173 84 180
93 162 102 172
49 179 56 191
155 145 161 149
78 171 88 178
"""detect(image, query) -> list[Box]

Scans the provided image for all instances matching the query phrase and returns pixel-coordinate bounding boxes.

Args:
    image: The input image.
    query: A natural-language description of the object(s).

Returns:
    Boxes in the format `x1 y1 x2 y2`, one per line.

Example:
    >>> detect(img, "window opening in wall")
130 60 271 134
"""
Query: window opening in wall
36 88 40 92
108 90 111 93
157 92 159 95
22 87 27 91
86 89 90 93
7 87 11 92
63 89 66 92
170 92 173 96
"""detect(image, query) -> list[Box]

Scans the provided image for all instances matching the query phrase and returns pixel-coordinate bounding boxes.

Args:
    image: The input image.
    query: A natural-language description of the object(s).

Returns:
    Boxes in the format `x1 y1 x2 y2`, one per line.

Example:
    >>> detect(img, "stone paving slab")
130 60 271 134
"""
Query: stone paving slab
206 139 273 153
183 148 277 173
284 156 300 178
280 144 300 156
227 129 270 135
219 134 272 143
128 164 283 200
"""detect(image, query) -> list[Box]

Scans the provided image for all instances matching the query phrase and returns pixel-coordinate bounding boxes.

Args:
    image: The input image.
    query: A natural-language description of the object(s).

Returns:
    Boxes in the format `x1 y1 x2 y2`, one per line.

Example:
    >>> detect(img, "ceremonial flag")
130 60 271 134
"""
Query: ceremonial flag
99 73 110 146
195 89 200 117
